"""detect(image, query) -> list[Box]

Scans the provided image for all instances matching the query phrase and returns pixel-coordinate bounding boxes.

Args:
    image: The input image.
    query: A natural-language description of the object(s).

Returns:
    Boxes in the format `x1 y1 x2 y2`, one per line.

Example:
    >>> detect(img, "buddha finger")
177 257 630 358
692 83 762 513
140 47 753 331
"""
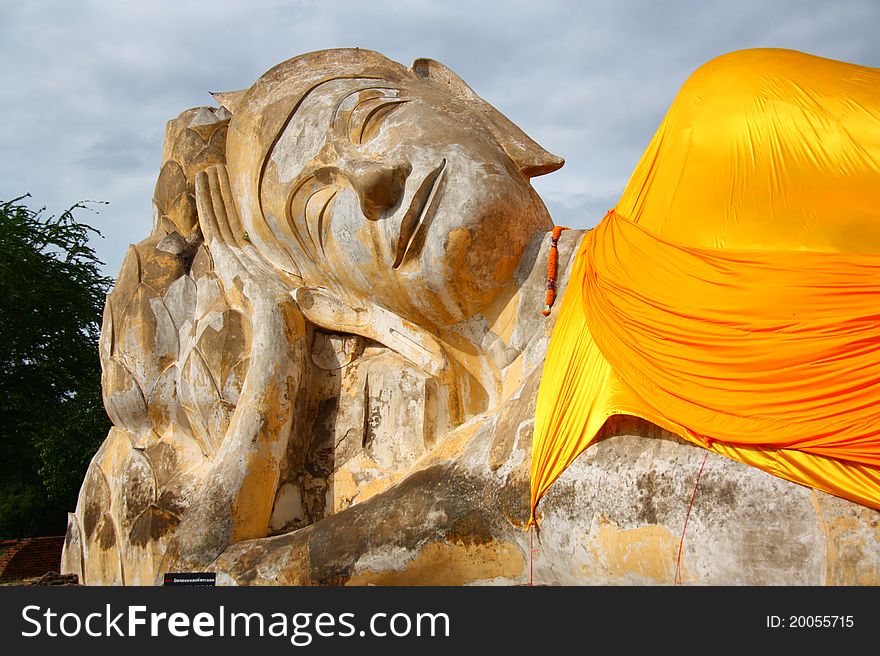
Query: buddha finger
194 169 222 246
215 164 248 249
203 165 237 247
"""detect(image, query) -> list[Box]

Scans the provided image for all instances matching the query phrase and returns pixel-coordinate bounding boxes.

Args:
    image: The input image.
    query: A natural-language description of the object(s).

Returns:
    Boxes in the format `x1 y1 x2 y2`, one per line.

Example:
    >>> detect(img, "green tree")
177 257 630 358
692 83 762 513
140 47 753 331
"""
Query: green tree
0 194 113 538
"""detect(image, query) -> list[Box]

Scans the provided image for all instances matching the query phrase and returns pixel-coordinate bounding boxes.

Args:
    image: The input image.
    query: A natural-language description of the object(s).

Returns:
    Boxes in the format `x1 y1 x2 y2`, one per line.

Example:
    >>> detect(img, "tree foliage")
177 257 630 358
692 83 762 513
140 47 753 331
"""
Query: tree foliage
0 195 113 538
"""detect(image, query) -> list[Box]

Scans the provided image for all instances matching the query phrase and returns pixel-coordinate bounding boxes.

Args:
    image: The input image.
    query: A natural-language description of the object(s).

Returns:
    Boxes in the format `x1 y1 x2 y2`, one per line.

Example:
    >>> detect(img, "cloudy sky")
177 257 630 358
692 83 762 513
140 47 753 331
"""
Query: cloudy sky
2 0 879 277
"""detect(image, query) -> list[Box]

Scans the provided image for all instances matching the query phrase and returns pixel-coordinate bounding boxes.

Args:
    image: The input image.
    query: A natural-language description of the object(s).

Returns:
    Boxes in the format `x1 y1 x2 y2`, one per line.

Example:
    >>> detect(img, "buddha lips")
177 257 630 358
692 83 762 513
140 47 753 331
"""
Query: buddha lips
542 225 569 316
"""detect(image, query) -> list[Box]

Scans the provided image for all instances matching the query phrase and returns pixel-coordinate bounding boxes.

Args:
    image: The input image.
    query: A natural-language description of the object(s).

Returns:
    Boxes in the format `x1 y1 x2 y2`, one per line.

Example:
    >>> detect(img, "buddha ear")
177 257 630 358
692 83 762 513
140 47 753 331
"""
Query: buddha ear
211 89 248 115
410 58 564 178
292 285 450 381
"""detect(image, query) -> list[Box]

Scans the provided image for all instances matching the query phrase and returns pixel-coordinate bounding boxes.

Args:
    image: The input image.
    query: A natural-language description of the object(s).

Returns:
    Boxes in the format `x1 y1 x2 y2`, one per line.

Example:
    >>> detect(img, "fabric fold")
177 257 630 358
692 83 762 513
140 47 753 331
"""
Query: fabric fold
530 48 880 523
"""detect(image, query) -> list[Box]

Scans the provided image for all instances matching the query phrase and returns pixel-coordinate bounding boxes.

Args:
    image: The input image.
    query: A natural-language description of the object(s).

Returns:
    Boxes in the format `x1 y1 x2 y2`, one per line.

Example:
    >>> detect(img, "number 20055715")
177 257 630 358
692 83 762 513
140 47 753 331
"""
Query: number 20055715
766 615 854 628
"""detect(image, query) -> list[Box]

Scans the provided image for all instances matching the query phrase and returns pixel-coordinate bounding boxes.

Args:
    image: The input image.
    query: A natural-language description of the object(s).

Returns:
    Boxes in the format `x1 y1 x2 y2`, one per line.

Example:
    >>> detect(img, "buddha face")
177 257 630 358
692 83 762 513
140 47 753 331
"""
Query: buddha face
230 51 559 327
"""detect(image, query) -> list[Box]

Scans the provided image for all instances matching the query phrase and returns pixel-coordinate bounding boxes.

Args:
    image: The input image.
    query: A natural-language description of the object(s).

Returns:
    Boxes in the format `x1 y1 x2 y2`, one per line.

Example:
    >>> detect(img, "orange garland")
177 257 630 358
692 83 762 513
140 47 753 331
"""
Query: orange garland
541 225 569 316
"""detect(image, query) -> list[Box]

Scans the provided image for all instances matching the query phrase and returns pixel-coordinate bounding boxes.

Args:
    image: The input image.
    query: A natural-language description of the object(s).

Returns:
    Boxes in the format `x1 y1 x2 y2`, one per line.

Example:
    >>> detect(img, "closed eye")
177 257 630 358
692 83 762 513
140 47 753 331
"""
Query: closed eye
348 97 409 144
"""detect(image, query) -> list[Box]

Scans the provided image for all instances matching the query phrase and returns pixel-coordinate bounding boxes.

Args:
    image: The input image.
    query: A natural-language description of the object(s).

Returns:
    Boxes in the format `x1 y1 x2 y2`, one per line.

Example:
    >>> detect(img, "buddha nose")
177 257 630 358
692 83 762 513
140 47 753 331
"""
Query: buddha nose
344 160 412 221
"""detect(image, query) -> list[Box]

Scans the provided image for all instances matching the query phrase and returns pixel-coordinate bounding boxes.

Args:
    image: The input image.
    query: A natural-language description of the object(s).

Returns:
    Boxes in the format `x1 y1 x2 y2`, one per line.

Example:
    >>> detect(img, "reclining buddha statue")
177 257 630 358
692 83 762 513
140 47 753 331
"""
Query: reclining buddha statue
63 47 880 585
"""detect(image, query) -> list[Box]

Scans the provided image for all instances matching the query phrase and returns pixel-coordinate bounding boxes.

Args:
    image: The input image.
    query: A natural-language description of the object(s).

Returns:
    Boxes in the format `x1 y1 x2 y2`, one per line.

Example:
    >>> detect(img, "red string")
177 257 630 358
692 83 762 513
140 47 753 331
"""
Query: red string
529 525 534 586
674 450 709 585
528 525 542 586
541 226 569 316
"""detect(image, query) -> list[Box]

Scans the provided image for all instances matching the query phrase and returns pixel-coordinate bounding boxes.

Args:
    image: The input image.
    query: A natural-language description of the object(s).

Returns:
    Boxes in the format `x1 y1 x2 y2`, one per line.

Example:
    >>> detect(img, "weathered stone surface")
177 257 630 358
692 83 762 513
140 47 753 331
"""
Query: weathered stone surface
65 48 879 586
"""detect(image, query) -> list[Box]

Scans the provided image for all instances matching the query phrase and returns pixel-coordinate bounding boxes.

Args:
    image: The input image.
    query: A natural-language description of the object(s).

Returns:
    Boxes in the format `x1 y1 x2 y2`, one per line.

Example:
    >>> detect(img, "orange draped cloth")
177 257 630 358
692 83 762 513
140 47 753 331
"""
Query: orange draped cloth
530 48 880 524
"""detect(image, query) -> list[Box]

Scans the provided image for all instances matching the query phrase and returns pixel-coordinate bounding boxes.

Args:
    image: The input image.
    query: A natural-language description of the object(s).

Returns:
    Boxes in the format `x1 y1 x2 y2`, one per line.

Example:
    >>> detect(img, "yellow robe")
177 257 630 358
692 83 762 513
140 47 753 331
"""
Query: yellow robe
530 49 880 524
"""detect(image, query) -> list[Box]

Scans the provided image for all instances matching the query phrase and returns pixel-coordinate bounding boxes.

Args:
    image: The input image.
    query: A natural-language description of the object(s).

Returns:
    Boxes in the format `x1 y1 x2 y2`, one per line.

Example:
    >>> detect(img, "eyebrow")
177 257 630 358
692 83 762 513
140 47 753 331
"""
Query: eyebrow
331 84 400 124
258 76 388 223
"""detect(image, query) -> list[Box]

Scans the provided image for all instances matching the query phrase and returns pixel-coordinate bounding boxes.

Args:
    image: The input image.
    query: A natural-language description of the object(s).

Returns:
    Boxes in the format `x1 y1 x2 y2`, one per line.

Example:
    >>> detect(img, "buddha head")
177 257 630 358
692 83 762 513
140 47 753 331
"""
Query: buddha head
223 48 563 328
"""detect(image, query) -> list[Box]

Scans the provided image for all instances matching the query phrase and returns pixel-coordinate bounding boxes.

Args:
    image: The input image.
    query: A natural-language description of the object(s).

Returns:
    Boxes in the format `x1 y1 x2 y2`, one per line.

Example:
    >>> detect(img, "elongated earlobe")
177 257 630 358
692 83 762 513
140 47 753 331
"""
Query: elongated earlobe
293 286 450 381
